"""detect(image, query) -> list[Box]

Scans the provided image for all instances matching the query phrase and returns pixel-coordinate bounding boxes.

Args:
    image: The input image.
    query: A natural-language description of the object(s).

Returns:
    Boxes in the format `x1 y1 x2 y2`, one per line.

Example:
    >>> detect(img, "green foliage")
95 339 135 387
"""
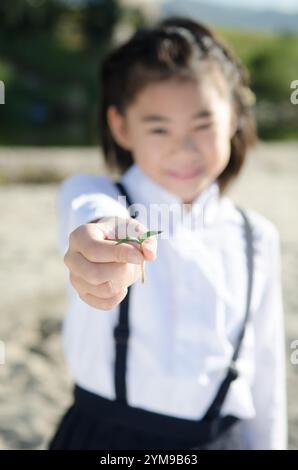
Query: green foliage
115 230 163 283
0 6 297 144
219 28 298 139
0 0 123 145
115 231 163 245
0 0 65 34
221 29 298 102
80 0 121 47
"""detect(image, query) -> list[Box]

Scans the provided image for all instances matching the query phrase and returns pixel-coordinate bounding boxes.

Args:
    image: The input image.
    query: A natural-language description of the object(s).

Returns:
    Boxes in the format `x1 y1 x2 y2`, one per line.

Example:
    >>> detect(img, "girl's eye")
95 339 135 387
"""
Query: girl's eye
194 122 212 131
149 128 169 135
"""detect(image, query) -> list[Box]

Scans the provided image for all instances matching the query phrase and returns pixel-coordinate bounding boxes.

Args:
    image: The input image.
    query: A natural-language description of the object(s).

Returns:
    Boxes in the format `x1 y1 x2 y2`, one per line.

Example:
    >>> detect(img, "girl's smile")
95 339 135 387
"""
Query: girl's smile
164 165 204 181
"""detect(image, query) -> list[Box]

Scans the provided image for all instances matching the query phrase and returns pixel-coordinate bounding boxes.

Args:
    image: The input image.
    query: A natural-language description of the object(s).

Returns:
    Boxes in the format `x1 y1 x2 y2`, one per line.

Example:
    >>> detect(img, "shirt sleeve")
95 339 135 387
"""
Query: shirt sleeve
55 174 130 257
240 223 288 449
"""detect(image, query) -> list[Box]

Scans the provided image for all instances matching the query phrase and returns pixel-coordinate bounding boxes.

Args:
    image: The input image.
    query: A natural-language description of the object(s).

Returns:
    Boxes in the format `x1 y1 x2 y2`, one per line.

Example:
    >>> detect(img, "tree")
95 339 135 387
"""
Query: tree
0 0 64 34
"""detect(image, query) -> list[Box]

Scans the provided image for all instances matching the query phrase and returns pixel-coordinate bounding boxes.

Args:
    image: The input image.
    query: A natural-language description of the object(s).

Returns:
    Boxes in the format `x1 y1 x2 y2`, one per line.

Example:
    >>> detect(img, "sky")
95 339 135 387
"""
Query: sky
68 0 298 14
196 0 298 13
196 0 298 12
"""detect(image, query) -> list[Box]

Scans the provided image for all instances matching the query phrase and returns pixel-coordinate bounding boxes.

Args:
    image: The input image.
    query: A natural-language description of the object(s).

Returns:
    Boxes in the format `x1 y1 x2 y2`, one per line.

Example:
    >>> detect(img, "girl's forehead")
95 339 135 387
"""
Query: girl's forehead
128 76 229 116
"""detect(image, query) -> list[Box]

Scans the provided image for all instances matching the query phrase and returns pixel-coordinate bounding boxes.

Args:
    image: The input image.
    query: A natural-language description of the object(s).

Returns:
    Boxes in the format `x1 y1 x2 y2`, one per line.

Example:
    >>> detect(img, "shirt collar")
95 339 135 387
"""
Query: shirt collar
120 163 221 233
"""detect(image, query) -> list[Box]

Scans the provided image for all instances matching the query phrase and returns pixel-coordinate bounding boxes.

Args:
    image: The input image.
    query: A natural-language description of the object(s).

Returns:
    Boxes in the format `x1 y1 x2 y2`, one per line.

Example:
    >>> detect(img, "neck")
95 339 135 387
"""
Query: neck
183 201 193 211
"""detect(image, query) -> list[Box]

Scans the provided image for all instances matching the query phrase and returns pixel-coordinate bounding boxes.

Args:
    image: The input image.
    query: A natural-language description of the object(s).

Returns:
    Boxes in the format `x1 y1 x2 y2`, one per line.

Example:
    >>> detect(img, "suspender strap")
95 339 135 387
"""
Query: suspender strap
113 182 136 403
115 181 138 219
113 286 130 404
202 205 254 421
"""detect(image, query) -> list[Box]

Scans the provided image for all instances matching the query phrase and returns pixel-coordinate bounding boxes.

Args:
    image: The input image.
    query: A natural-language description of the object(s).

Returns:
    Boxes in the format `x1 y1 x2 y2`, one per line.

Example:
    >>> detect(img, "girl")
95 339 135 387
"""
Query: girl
48 17 287 450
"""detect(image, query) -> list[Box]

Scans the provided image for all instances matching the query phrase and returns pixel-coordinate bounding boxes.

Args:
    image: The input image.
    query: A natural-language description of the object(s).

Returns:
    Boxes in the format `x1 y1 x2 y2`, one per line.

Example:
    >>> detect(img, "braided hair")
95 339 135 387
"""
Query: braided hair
99 16 257 192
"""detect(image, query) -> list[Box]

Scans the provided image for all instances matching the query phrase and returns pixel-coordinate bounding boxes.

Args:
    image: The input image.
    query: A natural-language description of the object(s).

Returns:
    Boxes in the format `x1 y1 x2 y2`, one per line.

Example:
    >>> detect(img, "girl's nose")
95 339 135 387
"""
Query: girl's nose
169 135 201 161
182 136 198 155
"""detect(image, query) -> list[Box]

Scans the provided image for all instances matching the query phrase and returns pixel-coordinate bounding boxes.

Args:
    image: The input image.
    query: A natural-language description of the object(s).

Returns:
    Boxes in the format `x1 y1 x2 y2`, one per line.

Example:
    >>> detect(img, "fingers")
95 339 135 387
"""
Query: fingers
70 219 158 263
64 251 138 287
68 262 139 293
141 237 157 261
100 215 158 262
123 219 158 261
78 288 129 311
69 223 145 264
69 265 141 311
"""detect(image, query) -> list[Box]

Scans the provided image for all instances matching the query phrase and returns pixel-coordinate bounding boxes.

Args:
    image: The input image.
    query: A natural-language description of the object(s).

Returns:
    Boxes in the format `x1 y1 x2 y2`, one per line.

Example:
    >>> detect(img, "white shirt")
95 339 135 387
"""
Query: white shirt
56 163 287 450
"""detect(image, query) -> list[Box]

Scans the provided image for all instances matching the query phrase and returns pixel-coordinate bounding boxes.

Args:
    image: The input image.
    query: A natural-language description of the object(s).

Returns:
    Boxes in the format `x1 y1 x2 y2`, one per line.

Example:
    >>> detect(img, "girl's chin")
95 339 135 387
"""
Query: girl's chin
164 183 206 205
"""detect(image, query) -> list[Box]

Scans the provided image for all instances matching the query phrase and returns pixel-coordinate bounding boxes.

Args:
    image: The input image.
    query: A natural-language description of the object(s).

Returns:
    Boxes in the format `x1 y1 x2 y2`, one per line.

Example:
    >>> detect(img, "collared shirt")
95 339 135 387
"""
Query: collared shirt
56 163 287 450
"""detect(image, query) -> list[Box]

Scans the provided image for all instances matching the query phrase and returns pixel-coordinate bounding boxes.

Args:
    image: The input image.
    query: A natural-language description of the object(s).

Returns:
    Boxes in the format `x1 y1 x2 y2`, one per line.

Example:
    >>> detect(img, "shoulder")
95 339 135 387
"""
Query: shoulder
57 173 120 207
220 196 280 249
58 173 115 197
243 208 280 246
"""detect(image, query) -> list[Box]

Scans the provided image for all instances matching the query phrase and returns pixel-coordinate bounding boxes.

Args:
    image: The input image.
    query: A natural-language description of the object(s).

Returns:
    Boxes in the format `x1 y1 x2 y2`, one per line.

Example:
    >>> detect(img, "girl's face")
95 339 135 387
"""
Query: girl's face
107 71 236 203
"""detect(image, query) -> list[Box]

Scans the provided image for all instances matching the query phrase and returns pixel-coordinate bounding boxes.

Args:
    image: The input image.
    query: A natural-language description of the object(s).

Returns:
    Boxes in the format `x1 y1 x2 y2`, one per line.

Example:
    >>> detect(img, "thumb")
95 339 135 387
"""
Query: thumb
140 236 157 261
128 221 158 261
102 216 158 261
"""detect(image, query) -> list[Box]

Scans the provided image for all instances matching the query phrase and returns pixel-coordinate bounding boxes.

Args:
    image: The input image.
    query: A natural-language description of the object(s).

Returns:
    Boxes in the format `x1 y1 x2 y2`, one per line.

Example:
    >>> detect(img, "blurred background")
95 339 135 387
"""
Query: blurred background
0 0 297 449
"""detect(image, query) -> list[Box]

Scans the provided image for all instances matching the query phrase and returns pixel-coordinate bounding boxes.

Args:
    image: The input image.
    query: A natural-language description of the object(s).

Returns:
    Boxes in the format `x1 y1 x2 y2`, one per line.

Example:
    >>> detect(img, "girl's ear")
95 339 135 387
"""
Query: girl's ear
106 105 132 150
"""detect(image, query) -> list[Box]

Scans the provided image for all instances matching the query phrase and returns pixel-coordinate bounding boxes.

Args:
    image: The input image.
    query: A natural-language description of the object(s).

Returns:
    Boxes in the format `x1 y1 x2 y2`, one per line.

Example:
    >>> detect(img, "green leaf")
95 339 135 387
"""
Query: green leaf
139 230 163 243
115 237 141 245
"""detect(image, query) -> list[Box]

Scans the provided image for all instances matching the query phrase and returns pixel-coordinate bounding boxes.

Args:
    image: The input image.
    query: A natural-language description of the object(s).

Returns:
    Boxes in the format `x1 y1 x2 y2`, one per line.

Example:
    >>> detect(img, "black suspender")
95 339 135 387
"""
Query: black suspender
113 182 136 404
115 181 139 219
113 181 254 418
202 206 254 420
113 289 130 404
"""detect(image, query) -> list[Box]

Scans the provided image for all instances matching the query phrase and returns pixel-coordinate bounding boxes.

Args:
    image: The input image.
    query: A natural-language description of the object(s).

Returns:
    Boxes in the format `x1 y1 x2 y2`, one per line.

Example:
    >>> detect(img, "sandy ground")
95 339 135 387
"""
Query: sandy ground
0 142 297 449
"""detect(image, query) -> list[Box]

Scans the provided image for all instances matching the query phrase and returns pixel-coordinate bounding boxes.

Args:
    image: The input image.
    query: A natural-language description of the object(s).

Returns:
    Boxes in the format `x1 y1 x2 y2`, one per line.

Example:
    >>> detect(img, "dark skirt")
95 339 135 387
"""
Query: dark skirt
48 385 245 450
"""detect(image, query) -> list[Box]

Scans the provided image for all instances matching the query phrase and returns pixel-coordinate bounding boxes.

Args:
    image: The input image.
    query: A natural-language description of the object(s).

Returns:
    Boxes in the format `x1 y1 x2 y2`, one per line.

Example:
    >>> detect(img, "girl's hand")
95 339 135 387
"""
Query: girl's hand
63 216 157 310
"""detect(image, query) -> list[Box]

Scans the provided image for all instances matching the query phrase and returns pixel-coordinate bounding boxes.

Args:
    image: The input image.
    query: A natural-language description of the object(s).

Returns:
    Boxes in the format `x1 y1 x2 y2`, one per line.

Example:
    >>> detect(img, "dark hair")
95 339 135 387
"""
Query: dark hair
98 16 257 192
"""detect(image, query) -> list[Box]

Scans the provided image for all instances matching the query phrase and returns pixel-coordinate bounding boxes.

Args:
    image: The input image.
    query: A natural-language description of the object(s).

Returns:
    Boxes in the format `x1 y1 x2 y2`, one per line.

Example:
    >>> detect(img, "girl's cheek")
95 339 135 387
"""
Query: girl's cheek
149 138 168 149
208 125 230 152
195 131 216 155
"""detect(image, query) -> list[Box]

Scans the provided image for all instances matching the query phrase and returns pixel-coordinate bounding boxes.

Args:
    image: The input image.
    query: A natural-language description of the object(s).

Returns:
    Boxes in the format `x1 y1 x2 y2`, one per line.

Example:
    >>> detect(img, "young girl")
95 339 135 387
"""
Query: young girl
48 16 287 450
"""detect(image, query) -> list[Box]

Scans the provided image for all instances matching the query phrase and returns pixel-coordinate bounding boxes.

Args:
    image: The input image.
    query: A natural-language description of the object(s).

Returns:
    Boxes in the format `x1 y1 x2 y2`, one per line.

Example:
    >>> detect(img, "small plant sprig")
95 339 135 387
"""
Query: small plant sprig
116 230 163 283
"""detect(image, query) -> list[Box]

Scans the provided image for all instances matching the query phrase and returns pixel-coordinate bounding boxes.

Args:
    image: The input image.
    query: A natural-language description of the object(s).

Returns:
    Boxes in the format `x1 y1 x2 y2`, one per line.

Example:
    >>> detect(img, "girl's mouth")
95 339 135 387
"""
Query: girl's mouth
165 167 203 180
